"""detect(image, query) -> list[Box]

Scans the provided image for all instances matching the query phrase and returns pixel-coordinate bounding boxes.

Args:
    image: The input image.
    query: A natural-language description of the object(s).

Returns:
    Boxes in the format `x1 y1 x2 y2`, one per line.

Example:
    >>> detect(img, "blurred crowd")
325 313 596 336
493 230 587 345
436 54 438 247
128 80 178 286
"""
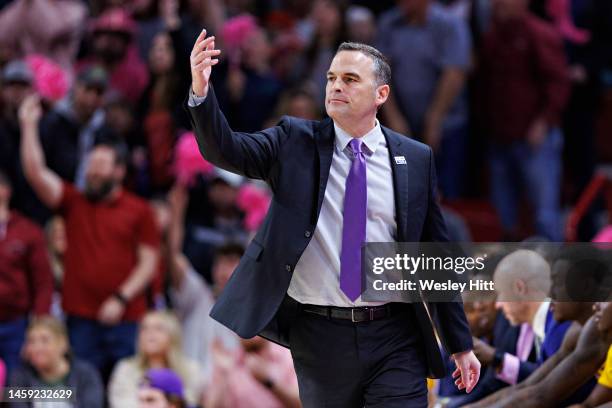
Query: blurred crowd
1 0 612 406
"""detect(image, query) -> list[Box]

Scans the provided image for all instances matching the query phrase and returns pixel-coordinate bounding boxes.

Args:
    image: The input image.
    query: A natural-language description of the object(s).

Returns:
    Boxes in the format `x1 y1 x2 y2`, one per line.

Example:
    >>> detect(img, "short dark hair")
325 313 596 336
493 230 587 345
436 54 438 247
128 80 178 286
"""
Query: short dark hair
336 42 391 87
93 140 129 166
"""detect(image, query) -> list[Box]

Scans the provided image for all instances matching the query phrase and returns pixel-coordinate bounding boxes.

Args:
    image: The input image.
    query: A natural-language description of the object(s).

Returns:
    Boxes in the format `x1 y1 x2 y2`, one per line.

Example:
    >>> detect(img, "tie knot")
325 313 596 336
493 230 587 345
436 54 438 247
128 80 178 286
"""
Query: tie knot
349 138 363 155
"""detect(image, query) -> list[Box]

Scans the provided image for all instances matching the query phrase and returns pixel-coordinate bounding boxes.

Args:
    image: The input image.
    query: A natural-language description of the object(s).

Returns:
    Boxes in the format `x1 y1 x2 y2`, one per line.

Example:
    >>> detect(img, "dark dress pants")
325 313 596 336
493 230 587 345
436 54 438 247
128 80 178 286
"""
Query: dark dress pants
287 302 429 408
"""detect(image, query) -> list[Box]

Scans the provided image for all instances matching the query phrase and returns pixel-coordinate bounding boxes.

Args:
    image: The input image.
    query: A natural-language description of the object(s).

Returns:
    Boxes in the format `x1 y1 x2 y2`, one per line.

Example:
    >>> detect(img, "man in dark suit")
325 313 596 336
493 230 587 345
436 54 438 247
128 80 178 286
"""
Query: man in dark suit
187 30 480 407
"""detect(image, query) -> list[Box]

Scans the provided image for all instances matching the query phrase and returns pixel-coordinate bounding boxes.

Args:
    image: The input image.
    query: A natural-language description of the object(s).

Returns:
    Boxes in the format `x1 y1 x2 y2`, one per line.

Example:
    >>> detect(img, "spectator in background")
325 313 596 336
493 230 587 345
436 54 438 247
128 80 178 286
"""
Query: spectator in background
0 171 53 374
377 0 472 199
265 85 321 127
45 216 67 319
108 311 203 408
345 5 376 45
0 60 49 224
8 317 104 408
204 336 300 408
170 167 247 284
437 280 519 407
168 244 244 381
19 94 160 381
137 30 183 193
295 0 348 109
490 250 570 385
478 0 570 241
40 66 118 191
138 368 187 408
212 15 282 132
78 8 150 104
0 0 86 73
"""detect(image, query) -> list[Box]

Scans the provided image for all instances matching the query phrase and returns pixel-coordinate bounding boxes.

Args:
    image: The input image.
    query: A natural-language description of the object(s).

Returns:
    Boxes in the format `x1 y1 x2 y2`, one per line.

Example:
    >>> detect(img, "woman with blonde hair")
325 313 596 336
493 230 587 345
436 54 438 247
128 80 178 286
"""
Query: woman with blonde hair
108 310 203 407
8 316 104 407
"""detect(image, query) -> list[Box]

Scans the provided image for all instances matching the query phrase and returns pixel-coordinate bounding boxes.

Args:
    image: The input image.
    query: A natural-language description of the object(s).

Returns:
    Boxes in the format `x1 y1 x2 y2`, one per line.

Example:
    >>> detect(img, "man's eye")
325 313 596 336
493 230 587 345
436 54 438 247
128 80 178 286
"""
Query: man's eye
346 78 355 82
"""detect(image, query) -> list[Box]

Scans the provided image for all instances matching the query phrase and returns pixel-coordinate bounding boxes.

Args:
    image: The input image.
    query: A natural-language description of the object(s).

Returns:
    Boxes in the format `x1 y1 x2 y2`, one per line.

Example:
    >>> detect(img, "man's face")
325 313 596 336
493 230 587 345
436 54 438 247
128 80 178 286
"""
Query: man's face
596 302 612 344
92 31 129 64
495 300 536 326
84 146 122 202
1 82 32 117
325 51 387 125
138 387 171 408
73 83 105 120
464 300 497 338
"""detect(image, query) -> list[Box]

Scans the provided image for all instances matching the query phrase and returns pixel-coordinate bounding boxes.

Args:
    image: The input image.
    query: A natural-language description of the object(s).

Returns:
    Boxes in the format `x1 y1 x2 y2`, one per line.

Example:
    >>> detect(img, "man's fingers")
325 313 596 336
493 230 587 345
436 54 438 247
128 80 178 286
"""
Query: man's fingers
195 28 207 45
193 58 219 72
191 49 221 65
192 35 216 55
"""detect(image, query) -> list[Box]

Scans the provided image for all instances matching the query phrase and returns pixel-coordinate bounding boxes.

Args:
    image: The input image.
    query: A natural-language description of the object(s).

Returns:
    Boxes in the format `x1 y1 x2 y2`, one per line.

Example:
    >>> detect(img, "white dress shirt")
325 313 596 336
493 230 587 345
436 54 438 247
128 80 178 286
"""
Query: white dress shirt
287 120 396 307
189 91 397 307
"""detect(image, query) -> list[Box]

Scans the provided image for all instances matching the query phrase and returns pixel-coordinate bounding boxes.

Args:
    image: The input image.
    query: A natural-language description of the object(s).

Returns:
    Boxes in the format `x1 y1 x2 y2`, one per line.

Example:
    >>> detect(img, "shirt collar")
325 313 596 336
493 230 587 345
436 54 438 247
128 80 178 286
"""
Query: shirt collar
333 119 384 155
532 299 551 341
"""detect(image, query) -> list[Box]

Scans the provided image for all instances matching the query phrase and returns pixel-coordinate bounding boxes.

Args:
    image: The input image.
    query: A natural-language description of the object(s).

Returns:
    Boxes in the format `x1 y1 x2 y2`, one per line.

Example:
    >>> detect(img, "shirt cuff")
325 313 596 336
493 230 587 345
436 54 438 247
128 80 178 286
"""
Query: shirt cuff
495 353 520 385
188 88 207 107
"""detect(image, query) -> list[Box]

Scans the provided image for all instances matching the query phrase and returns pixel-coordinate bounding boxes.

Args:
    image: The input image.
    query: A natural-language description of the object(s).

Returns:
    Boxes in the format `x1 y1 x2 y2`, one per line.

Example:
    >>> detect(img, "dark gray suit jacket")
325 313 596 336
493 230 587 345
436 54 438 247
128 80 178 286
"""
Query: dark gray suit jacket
186 86 473 378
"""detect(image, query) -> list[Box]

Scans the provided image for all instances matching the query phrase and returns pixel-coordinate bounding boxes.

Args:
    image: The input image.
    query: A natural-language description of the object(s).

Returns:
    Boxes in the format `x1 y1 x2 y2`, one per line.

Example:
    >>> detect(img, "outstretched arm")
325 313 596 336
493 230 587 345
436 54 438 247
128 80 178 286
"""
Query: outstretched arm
19 94 62 209
187 29 291 182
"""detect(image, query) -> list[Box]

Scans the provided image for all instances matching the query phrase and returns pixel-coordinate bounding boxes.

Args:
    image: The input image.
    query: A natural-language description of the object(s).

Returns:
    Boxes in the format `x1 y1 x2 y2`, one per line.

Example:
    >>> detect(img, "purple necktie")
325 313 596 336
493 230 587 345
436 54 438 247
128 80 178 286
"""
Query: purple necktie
340 138 367 301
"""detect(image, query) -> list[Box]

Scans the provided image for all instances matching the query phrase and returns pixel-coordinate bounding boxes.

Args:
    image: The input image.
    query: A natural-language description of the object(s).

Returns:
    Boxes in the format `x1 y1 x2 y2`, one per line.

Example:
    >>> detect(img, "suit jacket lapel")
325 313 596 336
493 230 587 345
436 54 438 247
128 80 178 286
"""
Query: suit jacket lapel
313 118 335 225
382 128 409 242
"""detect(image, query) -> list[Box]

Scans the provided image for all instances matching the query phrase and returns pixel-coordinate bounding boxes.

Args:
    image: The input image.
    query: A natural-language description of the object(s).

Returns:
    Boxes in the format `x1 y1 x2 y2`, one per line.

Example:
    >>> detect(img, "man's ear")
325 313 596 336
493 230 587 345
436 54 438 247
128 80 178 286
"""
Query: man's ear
375 84 390 108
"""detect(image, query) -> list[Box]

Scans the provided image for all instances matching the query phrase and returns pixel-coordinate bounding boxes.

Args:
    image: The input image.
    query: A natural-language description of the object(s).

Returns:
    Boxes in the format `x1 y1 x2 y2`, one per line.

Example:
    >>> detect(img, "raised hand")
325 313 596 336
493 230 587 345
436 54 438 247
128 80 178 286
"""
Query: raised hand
190 29 222 97
18 94 43 128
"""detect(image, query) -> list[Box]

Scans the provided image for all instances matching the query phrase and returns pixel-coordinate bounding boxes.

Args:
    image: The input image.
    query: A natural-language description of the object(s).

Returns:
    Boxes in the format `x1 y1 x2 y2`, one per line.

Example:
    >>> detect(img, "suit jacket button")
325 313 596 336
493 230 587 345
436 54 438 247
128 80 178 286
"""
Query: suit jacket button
285 264 292 272
304 230 311 238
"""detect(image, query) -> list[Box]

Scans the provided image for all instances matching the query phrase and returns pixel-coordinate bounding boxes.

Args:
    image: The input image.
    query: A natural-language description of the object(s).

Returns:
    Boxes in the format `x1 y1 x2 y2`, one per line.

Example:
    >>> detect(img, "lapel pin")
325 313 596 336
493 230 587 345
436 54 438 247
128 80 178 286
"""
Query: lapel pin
394 156 407 165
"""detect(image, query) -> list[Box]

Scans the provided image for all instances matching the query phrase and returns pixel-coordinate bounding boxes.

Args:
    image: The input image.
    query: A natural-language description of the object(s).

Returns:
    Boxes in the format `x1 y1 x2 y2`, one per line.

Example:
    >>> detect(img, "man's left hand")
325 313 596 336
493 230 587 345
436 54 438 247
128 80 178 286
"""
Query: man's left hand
97 297 125 325
452 350 481 393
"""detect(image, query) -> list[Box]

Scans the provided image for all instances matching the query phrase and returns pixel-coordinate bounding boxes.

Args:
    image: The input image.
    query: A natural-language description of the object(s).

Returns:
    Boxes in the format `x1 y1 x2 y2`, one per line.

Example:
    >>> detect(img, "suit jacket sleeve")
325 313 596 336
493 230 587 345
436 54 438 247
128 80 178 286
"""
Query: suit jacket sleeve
185 85 291 182
422 147 473 354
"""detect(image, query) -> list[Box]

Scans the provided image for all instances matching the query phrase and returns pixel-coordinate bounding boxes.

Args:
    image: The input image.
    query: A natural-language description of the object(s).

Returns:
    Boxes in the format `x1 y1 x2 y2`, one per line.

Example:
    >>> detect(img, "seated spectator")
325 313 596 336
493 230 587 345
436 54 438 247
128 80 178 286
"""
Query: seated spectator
168 244 244 380
8 316 104 408
467 246 612 407
44 216 66 319
491 250 571 385
108 311 204 408
0 171 53 374
19 94 160 381
138 368 187 408
203 336 300 408
437 278 519 407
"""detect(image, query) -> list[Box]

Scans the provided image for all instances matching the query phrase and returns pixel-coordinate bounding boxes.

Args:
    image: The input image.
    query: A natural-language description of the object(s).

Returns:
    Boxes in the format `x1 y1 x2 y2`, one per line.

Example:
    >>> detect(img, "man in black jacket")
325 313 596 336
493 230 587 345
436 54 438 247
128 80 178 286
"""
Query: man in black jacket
187 31 480 407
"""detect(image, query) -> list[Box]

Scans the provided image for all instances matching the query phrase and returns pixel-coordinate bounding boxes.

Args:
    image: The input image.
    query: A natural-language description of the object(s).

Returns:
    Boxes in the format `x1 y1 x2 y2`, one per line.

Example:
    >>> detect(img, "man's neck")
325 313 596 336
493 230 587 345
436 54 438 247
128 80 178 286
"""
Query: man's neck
334 117 377 138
